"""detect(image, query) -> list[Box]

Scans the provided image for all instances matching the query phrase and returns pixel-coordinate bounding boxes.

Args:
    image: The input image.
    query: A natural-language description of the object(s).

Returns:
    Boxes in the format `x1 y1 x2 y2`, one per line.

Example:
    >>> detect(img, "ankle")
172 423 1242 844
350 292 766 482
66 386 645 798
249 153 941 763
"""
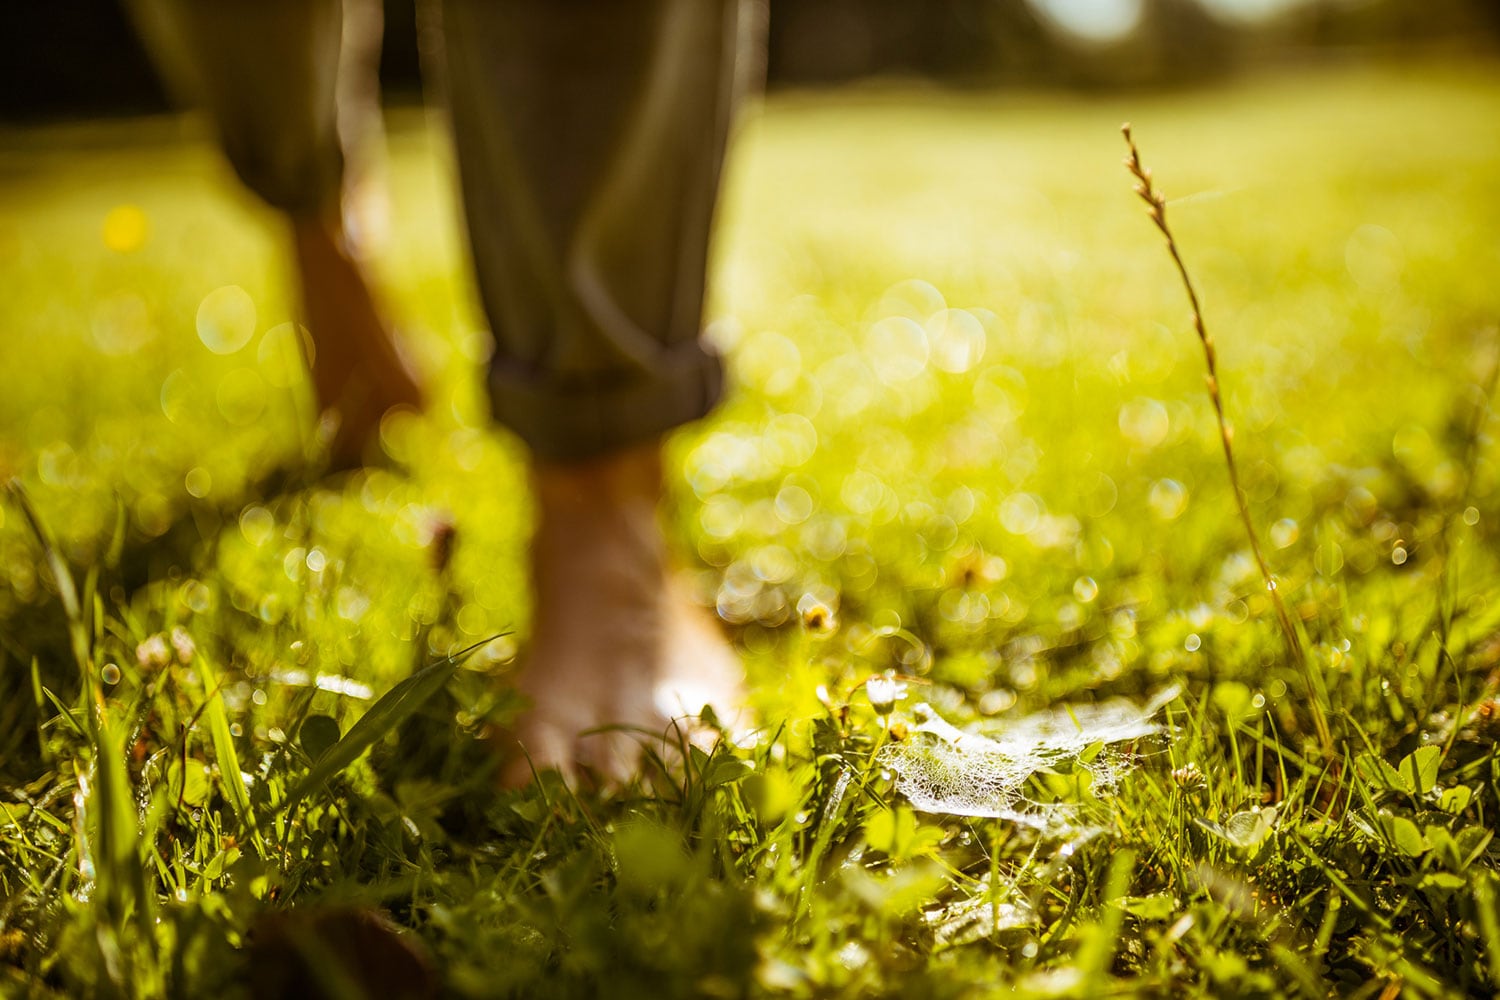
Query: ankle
532 440 665 516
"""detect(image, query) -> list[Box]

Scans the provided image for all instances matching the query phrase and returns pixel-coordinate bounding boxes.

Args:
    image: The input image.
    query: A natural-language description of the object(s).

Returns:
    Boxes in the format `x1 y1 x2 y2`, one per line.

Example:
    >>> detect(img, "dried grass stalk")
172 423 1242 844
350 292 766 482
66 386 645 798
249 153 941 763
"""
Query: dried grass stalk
1121 124 1334 758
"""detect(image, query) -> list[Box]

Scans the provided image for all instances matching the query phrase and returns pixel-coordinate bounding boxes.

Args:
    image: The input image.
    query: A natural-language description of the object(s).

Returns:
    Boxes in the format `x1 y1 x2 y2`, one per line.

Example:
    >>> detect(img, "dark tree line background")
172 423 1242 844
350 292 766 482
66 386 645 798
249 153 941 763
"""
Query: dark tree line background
769 0 1500 87
2 0 1498 123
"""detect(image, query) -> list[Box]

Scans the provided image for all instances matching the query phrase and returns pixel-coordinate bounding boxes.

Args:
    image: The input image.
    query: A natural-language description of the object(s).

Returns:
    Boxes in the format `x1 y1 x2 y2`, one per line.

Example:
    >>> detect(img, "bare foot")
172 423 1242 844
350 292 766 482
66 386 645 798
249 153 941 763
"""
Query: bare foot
500 442 745 788
291 216 424 469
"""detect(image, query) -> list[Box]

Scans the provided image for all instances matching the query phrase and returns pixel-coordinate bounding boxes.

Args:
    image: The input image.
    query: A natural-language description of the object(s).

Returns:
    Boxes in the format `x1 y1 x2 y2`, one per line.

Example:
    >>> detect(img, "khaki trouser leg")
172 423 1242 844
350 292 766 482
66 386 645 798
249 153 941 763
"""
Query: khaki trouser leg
132 0 762 460
438 0 764 460
128 0 382 224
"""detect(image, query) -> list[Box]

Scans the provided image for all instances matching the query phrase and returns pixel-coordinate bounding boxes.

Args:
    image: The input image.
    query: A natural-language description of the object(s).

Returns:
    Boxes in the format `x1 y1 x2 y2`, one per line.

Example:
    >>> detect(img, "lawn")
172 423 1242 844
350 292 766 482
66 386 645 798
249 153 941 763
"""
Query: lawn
4 57 1500 997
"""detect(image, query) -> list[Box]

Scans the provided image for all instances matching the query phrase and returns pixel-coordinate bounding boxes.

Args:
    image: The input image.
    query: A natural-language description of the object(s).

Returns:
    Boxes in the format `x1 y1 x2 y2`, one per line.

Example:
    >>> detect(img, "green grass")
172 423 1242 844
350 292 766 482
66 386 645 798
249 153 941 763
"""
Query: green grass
5 58 1500 997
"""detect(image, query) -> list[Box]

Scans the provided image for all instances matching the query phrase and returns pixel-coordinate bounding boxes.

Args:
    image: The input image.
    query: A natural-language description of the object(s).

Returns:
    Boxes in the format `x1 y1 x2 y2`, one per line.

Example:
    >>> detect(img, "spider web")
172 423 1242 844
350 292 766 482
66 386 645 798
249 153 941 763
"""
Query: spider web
879 686 1178 828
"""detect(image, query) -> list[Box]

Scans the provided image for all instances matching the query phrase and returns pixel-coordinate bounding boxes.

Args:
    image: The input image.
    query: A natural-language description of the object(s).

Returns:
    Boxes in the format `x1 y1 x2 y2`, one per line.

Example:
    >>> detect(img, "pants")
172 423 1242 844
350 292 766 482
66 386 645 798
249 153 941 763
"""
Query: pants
130 0 764 460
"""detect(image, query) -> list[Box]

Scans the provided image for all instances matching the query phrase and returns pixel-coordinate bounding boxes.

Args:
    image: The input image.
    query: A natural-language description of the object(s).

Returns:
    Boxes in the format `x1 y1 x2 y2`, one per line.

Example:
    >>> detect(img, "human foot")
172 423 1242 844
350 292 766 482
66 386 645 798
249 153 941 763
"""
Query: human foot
291 216 424 469
500 442 744 787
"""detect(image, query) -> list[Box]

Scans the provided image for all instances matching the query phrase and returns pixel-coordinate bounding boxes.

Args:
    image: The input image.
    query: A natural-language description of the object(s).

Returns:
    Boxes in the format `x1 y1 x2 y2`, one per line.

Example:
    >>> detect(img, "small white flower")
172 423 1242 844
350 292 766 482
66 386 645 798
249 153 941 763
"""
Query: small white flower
865 673 908 716
797 594 837 634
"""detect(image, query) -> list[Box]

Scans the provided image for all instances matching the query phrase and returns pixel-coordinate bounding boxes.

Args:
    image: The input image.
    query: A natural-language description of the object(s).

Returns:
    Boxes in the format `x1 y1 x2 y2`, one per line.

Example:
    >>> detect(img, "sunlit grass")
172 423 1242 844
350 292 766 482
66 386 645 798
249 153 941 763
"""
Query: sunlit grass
4 58 1500 996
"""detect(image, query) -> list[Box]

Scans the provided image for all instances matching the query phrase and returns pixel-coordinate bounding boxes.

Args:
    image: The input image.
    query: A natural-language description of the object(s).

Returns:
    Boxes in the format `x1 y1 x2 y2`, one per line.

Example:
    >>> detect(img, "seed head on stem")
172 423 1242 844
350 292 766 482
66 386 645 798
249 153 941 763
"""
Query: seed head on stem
1121 123 1334 759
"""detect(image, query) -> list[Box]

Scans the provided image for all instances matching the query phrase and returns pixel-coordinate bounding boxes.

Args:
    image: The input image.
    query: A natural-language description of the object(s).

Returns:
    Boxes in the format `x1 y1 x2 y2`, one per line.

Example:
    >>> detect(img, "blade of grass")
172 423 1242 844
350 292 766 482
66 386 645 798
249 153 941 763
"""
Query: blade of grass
794 764 855 926
6 481 153 987
39 685 86 741
196 654 263 855
279 637 502 815
92 712 146 986
7 483 95 711
1079 847 1134 989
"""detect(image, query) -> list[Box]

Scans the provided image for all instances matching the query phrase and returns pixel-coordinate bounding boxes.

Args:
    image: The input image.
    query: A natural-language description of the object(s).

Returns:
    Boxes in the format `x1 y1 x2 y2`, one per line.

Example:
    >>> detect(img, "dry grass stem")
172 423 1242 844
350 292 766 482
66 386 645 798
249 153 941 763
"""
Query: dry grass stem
1121 124 1335 759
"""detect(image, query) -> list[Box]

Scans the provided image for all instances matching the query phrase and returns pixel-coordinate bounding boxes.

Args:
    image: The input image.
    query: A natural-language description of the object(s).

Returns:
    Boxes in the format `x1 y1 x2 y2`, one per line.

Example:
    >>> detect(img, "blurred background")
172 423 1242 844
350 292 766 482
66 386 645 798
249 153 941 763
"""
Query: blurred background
3 0 1498 121
3 0 1500 735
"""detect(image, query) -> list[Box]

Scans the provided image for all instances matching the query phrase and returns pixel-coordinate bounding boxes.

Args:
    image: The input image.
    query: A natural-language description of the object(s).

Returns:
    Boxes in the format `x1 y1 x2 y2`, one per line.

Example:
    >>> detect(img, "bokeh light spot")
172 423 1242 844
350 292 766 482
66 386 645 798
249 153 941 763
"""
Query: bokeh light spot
867 316 930 384
946 486 976 524
801 514 848 561
1026 0 1143 44
842 470 890 516
736 330 802 396
1086 472 1118 518
1198 0 1305 25
1000 492 1042 535
749 544 798 584
102 204 149 253
818 354 878 419
764 413 820 467
135 492 173 537
1270 518 1299 549
928 308 987 374
239 505 274 547
184 466 212 499
1148 479 1189 520
216 368 267 425
700 495 744 539
1119 397 1170 449
196 285 257 355
774 483 815 524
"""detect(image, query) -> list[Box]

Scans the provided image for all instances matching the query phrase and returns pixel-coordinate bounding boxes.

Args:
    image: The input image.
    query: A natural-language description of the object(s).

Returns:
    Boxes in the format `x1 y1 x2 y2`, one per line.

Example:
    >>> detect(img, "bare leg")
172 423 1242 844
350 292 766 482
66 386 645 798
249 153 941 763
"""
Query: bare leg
291 216 424 469
500 440 743 787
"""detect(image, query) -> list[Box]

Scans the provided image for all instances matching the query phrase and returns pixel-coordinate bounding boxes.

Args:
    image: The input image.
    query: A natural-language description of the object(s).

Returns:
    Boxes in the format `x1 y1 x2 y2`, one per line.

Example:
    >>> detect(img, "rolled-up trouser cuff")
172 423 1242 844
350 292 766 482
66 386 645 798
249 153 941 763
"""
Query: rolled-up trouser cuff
440 0 760 461
489 337 724 462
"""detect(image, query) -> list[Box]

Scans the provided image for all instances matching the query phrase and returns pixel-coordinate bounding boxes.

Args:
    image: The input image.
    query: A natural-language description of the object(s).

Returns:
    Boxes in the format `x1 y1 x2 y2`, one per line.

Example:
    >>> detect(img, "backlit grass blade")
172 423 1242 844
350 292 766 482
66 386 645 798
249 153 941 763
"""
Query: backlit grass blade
279 638 499 815
7 482 151 986
197 653 262 853
7 482 94 706
91 711 146 970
